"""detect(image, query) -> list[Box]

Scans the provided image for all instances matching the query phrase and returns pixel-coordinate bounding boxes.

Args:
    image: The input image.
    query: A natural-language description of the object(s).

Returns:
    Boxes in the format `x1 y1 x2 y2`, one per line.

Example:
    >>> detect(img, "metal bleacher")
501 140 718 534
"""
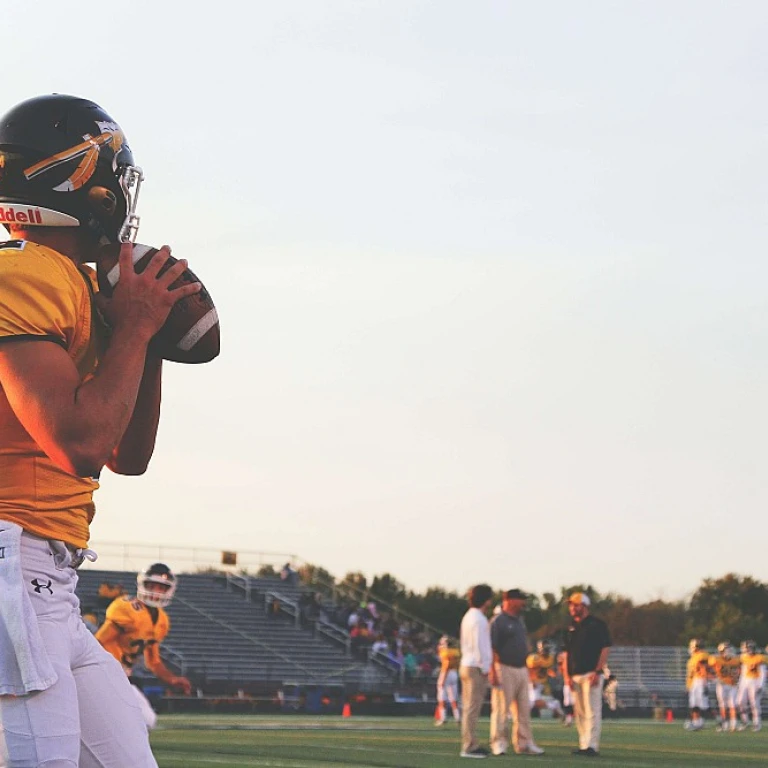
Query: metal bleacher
76 568 393 692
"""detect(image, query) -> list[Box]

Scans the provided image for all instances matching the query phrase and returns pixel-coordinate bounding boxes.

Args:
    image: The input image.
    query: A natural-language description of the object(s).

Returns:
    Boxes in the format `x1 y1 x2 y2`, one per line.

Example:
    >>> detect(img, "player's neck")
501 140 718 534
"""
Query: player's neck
10 227 98 265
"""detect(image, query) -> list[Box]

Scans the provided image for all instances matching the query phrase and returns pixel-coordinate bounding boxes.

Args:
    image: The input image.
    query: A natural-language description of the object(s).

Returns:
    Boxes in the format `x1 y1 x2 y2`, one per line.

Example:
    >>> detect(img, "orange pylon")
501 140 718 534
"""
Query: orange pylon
342 702 352 718
665 709 674 722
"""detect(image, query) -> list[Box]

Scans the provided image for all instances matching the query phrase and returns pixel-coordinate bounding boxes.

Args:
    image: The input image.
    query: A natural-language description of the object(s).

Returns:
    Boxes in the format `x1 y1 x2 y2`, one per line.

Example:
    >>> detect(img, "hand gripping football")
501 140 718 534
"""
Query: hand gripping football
96 243 220 364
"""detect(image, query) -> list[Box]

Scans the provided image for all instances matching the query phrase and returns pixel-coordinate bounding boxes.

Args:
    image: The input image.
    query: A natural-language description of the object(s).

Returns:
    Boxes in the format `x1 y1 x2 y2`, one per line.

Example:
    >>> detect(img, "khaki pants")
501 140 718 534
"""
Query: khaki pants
572 673 604 751
490 664 533 754
460 666 488 752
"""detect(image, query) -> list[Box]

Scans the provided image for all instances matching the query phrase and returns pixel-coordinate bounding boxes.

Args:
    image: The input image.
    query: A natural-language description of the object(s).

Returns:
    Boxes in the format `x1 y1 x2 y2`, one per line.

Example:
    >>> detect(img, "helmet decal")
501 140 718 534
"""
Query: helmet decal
24 124 125 193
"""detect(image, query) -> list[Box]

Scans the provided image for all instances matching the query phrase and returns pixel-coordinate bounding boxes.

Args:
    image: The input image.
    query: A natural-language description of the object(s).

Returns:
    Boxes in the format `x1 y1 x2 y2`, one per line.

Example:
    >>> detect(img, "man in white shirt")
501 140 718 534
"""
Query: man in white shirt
459 584 494 758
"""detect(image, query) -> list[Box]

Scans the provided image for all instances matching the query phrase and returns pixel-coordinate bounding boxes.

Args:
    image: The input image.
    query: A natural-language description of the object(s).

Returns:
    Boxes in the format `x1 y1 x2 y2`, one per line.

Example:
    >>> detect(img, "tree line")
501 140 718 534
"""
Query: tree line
273 566 768 648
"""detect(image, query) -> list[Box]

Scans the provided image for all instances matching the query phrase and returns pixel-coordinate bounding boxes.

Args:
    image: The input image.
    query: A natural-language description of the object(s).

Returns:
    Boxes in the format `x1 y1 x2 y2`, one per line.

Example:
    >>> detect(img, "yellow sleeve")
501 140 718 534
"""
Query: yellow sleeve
0 242 86 348
526 654 536 669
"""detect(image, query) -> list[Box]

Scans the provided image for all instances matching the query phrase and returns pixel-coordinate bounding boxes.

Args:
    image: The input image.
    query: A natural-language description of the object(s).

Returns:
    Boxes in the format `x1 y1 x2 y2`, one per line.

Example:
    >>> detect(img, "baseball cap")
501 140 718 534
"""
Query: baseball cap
568 592 591 606
503 588 528 600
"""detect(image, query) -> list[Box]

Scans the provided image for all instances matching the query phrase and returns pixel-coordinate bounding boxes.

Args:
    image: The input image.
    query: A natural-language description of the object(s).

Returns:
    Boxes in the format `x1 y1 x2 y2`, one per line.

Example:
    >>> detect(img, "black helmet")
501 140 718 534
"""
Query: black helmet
0 94 143 243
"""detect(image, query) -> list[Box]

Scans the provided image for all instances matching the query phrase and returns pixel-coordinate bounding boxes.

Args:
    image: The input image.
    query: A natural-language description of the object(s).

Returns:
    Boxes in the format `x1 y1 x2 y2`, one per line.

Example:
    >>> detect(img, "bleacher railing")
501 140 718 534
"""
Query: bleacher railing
85 541 298 574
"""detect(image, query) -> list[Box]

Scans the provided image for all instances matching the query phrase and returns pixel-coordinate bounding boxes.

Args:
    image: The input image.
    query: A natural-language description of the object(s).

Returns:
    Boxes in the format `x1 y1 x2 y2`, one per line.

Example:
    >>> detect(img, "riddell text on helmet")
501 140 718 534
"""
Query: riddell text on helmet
0 205 42 224
0 204 79 227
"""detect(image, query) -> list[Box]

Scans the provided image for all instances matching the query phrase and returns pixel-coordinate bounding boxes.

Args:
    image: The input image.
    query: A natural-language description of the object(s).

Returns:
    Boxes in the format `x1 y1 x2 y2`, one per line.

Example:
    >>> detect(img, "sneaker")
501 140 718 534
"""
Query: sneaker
435 720 445 727
573 748 599 757
753 724 762 732
461 747 490 759
736 723 747 731
516 744 545 755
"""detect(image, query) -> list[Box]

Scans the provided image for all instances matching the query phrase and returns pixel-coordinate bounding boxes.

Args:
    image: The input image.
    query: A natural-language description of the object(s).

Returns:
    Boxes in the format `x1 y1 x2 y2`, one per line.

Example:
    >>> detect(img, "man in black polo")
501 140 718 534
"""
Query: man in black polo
562 592 611 757
488 589 544 756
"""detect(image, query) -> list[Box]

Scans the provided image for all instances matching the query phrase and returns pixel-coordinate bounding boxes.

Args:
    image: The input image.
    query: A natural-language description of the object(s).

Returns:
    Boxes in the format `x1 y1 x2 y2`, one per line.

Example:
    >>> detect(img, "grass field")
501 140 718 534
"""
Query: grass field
150 715 768 767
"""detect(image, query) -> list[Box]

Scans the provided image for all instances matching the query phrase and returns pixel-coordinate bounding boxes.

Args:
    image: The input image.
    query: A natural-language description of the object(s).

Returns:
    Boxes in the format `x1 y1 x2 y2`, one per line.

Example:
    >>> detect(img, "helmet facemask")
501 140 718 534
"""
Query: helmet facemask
137 563 177 608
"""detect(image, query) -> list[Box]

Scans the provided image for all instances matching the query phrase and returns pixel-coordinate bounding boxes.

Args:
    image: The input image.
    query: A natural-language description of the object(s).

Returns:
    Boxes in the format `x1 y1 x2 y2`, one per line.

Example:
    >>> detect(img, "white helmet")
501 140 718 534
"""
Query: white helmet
741 639 757 655
137 562 177 608
717 641 733 659
688 638 703 654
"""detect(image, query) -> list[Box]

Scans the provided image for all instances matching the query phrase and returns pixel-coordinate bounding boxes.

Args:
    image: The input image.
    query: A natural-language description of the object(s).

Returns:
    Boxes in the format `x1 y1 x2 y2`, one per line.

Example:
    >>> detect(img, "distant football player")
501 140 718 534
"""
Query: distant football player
526 640 563 718
736 640 766 731
434 636 461 726
684 639 710 731
96 563 192 729
709 642 740 732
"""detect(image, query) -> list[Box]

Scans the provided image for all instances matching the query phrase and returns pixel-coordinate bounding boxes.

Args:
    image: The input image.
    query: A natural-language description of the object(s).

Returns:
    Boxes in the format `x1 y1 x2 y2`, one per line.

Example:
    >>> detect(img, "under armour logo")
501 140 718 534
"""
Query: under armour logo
31 578 53 595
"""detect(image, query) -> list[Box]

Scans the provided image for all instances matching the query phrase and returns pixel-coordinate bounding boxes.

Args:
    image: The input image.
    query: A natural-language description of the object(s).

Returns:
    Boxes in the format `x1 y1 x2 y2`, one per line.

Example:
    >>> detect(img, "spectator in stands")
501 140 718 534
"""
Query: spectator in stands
562 592 612 757
459 583 494 759
403 646 419 680
280 562 299 586
387 642 404 671
370 635 390 657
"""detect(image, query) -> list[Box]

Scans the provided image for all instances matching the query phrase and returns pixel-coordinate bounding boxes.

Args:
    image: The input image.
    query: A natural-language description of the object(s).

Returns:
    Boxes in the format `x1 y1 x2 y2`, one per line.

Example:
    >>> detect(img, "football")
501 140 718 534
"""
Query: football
95 243 220 364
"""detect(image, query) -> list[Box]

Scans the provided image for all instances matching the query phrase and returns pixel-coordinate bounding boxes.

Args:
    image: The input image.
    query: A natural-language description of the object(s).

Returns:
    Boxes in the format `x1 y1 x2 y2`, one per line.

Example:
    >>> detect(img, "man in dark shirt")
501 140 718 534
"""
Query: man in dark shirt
562 592 611 757
488 589 544 756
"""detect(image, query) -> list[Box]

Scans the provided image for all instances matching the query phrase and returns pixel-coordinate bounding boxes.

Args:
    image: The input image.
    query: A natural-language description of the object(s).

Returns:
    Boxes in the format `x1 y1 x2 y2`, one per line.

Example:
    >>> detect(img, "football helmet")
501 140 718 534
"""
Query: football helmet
688 638 703 654
741 640 757 655
0 94 143 244
537 640 552 656
137 562 177 608
717 641 733 658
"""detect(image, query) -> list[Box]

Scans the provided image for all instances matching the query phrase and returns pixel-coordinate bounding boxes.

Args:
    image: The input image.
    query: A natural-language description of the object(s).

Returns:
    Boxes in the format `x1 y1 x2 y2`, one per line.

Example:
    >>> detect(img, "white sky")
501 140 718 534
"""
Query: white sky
5 1 768 603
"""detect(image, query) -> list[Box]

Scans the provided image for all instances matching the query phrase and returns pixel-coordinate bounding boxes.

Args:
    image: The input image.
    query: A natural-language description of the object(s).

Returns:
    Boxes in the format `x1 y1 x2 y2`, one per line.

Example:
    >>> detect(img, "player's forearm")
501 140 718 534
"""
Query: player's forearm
596 648 610 672
64 326 153 476
107 355 162 475
146 659 174 683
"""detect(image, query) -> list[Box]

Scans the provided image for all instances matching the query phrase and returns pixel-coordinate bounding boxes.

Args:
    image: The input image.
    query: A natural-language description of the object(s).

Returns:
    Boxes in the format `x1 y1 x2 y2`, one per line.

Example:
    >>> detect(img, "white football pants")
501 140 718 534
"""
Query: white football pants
0 526 157 767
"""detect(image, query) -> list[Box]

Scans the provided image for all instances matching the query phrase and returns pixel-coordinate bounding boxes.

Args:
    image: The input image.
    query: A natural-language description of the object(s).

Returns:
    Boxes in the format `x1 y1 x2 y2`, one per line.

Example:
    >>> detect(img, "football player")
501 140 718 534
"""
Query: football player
684 639 710 730
526 640 564 718
709 642 740 731
0 93 200 767
434 635 461 726
736 640 766 731
96 563 192 729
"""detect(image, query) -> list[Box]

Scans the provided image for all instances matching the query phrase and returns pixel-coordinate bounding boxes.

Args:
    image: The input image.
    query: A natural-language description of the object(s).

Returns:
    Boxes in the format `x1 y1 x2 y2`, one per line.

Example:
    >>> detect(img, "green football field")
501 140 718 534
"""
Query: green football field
150 715 768 767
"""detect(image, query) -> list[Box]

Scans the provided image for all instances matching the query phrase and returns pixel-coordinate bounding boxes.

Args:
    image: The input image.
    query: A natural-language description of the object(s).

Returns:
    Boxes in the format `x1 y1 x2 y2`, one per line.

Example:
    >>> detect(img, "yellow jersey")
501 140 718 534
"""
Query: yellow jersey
708 655 740 686
0 240 106 547
686 650 710 688
741 653 767 680
439 647 461 672
96 595 171 674
527 653 557 689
